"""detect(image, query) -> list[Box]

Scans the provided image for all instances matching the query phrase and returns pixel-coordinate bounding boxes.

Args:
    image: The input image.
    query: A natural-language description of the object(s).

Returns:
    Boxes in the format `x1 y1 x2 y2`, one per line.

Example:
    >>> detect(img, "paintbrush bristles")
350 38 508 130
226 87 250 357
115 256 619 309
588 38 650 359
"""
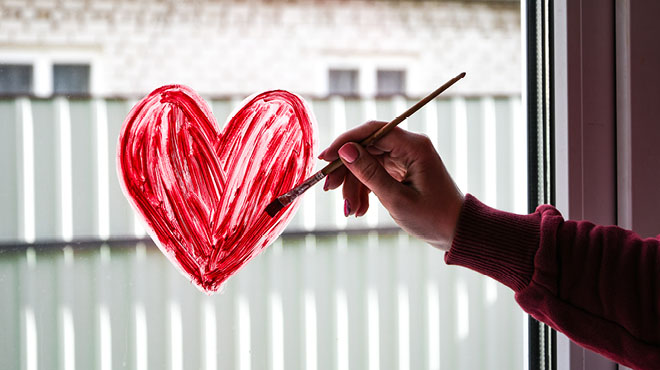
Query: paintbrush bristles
265 159 344 216
264 72 466 217
264 199 285 217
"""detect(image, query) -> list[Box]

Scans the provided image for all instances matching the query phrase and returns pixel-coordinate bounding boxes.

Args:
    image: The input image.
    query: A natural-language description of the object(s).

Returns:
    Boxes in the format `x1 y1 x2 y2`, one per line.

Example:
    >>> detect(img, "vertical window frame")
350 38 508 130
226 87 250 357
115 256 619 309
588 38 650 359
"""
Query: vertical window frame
540 0 624 368
525 0 556 368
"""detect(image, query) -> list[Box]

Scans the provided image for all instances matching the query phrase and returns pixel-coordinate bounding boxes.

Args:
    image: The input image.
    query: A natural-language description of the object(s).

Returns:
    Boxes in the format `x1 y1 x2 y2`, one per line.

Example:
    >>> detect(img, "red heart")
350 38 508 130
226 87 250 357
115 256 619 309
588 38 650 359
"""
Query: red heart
117 85 317 293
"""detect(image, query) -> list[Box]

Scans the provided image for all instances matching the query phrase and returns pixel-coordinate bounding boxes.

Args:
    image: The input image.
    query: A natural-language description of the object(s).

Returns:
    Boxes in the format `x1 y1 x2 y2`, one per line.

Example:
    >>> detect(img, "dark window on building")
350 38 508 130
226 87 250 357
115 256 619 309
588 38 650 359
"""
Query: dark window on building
377 69 406 96
53 64 90 96
0 64 33 96
328 69 358 96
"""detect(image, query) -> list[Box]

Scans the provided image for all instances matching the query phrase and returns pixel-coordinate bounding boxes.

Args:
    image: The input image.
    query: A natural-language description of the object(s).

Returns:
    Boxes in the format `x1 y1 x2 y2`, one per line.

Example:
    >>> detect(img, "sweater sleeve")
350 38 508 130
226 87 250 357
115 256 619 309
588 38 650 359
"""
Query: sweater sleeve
445 194 660 370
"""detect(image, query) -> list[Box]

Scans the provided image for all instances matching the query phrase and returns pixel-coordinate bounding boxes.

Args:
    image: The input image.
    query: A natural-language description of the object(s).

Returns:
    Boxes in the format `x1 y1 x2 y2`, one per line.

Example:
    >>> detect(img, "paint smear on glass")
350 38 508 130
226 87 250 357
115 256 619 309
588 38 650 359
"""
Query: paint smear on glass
117 85 317 293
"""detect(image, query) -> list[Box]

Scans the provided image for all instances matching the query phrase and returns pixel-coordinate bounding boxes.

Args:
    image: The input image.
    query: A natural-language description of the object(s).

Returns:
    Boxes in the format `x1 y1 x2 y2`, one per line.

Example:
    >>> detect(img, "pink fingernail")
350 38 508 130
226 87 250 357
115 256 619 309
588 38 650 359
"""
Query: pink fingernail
323 177 330 191
338 143 359 163
344 199 351 217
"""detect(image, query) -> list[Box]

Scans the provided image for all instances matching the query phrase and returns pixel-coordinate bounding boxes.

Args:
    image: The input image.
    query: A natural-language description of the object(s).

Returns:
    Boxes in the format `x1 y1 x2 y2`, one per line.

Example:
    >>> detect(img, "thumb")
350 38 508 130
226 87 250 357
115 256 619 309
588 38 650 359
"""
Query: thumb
338 142 409 206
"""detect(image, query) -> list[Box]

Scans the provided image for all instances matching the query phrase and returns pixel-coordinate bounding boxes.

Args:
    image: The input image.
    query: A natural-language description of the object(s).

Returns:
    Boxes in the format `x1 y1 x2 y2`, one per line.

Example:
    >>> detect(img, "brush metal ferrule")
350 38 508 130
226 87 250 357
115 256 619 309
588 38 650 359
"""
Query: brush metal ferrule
277 170 325 207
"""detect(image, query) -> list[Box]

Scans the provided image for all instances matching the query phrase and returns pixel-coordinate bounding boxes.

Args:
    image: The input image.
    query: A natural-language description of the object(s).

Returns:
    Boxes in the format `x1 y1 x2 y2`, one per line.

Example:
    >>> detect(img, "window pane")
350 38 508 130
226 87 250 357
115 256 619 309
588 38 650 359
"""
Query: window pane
329 69 358 96
0 64 33 95
377 69 406 96
53 64 90 95
0 2 525 370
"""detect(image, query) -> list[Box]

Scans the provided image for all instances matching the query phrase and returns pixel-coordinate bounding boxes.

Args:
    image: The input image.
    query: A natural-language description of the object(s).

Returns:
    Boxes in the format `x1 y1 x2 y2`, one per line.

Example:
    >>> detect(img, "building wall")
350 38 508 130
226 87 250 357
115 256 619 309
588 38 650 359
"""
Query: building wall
0 0 521 97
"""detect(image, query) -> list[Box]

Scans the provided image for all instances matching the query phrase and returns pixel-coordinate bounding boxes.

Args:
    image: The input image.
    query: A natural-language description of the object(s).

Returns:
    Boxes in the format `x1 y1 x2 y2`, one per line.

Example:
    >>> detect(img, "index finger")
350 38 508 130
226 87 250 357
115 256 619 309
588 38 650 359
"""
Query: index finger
319 120 408 161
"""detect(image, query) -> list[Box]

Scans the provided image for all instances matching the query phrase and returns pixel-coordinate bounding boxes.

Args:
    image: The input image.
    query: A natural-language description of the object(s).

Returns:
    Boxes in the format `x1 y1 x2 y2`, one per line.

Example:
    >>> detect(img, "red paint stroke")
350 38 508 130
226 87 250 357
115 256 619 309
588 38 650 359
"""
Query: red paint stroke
117 85 317 293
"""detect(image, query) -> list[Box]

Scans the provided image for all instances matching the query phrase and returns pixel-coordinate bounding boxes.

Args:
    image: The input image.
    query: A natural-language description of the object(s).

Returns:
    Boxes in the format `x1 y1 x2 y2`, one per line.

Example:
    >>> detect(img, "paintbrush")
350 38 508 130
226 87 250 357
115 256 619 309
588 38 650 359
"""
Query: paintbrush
265 71 466 217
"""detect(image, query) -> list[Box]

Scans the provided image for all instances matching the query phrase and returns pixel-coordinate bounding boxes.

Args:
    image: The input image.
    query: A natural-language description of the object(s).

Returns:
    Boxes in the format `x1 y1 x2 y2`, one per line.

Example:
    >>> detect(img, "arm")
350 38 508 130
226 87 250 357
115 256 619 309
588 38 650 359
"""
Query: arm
321 121 660 369
447 194 660 369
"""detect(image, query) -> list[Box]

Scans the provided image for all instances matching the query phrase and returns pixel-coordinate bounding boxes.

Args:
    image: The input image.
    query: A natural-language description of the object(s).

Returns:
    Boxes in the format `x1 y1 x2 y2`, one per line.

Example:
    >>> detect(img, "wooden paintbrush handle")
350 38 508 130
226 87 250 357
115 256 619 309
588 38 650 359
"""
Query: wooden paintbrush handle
320 158 344 175
267 72 466 215
319 71 466 177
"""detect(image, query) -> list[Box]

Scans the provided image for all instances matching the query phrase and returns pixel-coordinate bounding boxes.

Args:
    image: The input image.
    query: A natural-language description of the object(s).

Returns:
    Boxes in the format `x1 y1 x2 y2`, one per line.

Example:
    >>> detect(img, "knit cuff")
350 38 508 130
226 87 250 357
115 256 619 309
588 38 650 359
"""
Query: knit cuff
445 194 541 292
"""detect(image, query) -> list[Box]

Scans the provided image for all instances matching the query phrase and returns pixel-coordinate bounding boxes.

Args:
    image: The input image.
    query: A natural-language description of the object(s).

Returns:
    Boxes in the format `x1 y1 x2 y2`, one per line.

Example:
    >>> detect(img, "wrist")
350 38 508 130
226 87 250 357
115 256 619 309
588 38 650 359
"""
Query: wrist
427 191 465 251
446 192 465 247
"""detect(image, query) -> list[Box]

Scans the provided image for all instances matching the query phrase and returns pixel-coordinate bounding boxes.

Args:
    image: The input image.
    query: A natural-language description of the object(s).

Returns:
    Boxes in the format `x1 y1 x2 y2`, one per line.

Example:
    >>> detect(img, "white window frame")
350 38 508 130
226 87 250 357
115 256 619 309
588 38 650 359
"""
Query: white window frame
553 0 659 369
0 48 103 97
321 55 410 97
554 1 618 369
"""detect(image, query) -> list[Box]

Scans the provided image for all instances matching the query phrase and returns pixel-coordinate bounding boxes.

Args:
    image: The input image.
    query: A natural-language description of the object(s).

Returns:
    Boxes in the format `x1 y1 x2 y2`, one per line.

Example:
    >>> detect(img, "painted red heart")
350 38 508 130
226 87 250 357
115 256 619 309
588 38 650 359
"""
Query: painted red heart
117 85 317 293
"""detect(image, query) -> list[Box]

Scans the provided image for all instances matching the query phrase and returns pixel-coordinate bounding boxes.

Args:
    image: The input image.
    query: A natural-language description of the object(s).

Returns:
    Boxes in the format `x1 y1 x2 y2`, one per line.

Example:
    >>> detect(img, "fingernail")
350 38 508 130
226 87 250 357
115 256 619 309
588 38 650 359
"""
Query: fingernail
323 177 330 191
344 199 351 217
338 143 359 163
318 149 328 159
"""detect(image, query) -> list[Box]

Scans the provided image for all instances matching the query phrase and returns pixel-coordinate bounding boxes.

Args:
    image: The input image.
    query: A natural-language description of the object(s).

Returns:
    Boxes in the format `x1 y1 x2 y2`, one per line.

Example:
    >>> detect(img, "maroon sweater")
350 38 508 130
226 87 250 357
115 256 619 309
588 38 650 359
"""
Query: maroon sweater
446 194 660 370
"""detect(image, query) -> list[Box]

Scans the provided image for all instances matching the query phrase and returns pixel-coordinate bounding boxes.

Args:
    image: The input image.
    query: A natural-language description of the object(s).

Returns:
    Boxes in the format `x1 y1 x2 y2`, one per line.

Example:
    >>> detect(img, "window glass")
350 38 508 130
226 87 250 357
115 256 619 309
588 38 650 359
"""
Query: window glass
377 69 406 96
53 64 90 96
328 69 359 96
0 1 525 369
0 64 33 95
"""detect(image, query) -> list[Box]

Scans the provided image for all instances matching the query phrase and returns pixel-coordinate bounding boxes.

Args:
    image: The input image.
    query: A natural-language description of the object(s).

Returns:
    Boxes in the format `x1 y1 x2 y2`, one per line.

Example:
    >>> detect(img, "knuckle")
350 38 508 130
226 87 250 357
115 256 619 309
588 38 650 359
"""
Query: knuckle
359 158 381 185
365 120 386 126
409 133 436 153
364 120 388 130
415 133 433 147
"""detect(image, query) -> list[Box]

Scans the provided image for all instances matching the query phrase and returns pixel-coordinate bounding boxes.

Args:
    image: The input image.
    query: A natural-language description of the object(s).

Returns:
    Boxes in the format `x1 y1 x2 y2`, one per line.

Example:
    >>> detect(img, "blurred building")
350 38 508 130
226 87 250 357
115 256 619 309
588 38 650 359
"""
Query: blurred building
0 0 521 98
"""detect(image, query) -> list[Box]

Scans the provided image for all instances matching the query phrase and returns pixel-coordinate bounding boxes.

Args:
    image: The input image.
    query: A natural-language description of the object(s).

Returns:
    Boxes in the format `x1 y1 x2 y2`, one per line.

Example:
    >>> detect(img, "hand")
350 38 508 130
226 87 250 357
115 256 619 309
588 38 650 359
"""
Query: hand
319 121 465 251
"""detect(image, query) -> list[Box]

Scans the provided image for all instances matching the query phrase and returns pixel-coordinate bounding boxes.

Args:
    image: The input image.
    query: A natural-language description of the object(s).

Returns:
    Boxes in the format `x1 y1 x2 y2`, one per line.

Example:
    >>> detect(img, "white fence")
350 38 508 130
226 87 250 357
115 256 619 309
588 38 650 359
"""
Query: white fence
0 95 527 370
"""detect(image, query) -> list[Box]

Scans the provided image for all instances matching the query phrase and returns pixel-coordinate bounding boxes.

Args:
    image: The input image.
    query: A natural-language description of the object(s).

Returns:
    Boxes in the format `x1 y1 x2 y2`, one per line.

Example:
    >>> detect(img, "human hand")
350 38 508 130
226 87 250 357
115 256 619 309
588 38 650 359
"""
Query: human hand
319 121 465 251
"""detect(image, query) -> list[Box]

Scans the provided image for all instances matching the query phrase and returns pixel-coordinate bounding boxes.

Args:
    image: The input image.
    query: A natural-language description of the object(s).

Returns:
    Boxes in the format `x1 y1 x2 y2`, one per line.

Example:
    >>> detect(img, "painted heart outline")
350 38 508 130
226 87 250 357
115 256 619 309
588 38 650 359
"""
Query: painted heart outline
117 85 317 293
